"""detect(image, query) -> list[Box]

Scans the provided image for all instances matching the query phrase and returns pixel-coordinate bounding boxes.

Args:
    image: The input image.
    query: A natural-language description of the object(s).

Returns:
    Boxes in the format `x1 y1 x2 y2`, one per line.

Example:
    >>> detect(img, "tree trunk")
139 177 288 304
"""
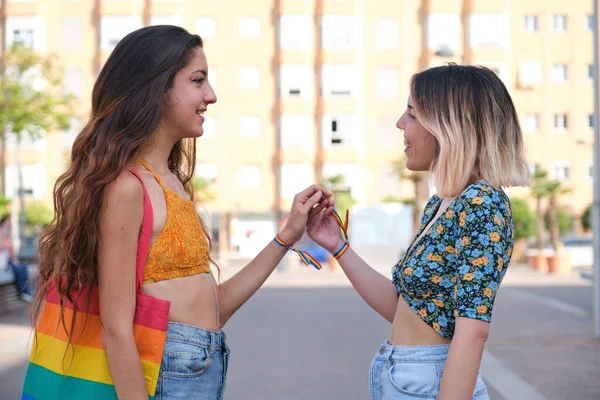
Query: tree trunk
535 195 544 252
548 196 560 252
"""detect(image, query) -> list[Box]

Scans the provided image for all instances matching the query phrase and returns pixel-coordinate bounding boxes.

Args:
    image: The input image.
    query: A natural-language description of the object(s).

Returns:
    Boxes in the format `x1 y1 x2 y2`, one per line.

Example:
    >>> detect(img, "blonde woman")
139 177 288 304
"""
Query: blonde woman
307 64 529 400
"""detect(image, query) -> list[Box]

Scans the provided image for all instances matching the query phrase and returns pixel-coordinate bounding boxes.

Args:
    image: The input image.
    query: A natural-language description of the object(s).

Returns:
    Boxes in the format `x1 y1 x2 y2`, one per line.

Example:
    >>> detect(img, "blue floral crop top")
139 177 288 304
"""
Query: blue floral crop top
392 180 514 339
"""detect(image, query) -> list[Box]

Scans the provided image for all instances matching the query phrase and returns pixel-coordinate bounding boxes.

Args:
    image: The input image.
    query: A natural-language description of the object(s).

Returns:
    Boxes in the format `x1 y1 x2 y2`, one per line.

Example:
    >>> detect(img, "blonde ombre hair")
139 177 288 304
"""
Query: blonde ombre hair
411 64 530 197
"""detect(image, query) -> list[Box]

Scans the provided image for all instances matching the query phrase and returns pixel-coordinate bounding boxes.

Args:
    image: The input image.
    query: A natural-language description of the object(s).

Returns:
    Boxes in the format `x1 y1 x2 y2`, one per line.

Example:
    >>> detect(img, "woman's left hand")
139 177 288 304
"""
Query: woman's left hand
278 185 334 245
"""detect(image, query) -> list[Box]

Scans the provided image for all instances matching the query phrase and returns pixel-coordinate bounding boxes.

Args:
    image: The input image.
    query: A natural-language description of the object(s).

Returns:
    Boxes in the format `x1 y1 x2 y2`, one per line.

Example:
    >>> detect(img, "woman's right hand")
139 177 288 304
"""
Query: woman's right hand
307 206 345 254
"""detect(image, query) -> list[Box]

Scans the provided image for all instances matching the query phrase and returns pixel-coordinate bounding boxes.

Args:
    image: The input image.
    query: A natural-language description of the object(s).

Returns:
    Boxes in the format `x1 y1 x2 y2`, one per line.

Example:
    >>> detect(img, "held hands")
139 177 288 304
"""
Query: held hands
278 185 335 246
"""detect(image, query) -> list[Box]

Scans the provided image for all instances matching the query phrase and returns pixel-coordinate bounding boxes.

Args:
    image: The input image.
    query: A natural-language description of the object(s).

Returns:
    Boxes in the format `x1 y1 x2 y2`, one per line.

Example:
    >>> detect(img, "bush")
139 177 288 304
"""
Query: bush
25 202 53 233
544 206 573 236
510 198 535 239
582 204 592 232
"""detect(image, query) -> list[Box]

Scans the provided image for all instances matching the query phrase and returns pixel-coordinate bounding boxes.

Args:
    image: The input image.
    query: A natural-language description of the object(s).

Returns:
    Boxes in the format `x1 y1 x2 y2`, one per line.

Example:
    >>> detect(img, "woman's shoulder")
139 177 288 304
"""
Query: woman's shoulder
454 180 511 215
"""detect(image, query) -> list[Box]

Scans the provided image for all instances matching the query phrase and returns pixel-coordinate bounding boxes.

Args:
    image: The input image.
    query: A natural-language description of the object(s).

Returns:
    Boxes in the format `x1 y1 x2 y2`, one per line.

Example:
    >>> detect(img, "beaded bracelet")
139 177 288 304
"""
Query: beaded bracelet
274 209 350 270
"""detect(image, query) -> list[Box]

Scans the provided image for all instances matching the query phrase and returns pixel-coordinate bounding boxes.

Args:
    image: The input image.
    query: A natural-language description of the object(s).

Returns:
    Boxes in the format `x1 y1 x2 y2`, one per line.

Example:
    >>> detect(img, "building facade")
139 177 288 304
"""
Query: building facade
0 0 595 252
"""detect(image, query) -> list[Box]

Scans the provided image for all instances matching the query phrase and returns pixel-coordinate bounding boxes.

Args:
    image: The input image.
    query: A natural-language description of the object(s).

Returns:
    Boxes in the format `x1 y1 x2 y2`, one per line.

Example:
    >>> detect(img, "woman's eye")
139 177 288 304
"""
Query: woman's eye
192 78 205 84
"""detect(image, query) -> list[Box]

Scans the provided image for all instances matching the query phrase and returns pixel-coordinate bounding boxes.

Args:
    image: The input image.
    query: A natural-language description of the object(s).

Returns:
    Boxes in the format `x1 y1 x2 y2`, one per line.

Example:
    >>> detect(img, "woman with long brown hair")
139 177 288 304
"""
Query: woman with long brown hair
28 25 332 400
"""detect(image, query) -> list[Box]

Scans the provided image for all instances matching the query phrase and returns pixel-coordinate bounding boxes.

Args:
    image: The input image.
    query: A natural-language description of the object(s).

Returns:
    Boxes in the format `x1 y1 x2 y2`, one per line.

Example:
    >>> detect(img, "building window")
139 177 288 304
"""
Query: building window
100 16 142 49
203 116 216 138
551 64 568 83
321 64 361 98
522 114 539 133
63 66 82 98
523 15 538 33
240 116 261 137
150 15 183 26
196 17 217 39
62 17 82 50
426 14 460 53
280 114 314 149
554 114 568 131
378 116 400 148
553 15 567 32
589 114 594 130
237 165 261 189
281 164 313 199
240 17 261 38
376 67 399 99
279 64 312 98
588 15 594 31
279 15 312 49
589 65 595 80
322 114 356 147
376 18 399 50
321 15 362 49
518 60 542 86
240 67 260 89
5 16 46 51
469 14 509 48
550 161 570 181
589 161 594 180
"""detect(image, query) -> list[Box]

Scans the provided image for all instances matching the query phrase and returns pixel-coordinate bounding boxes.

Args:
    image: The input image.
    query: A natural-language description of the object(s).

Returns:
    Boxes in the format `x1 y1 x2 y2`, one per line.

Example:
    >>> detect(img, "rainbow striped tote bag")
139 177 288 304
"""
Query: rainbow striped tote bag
21 168 171 400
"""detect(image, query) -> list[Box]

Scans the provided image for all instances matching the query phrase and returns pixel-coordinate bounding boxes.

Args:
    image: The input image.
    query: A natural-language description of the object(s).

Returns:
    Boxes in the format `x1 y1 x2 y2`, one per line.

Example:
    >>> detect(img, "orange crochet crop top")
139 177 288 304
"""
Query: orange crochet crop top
140 159 211 284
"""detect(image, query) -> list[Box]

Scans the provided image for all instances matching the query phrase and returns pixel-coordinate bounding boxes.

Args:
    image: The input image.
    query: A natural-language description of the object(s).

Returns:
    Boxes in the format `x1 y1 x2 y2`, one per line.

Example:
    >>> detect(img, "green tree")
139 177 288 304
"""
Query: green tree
510 198 536 240
321 174 356 219
544 180 573 251
0 192 11 218
543 206 573 238
530 169 550 252
582 204 592 232
0 43 74 240
193 176 216 204
24 202 53 235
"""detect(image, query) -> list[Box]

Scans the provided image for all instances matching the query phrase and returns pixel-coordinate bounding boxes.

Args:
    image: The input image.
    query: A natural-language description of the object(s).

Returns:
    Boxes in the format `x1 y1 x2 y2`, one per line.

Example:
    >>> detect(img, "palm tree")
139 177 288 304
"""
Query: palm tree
544 179 572 252
321 174 355 218
530 169 550 252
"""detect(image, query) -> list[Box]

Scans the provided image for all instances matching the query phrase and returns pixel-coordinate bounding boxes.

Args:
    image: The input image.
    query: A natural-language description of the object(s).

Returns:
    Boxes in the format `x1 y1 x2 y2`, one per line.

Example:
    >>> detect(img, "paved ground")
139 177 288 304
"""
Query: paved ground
0 261 598 399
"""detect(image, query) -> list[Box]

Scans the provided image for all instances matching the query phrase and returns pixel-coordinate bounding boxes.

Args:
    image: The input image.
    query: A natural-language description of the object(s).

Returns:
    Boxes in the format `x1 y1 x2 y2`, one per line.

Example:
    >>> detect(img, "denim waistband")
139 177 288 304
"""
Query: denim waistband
376 341 450 362
166 321 227 350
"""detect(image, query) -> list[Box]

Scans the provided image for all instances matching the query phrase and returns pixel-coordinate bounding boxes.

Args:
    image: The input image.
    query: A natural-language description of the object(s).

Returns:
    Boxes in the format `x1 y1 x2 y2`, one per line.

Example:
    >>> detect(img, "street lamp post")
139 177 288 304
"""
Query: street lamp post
593 0 600 339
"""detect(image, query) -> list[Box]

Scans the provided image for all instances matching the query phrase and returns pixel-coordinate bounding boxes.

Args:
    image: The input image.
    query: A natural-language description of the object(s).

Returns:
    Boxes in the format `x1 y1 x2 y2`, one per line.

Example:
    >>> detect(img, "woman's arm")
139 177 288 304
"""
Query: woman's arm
218 185 331 326
438 318 489 400
306 207 398 323
97 171 148 400
335 248 399 323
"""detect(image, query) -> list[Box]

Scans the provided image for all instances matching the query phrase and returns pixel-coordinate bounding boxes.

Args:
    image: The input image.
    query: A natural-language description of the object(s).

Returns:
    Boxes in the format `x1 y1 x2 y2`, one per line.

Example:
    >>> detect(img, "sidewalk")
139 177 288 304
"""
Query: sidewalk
1 261 598 399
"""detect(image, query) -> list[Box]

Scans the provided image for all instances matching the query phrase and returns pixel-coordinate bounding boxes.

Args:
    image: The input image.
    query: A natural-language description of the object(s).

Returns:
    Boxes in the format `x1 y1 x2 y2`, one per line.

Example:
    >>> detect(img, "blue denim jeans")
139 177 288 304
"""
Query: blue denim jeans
155 322 230 400
369 341 489 400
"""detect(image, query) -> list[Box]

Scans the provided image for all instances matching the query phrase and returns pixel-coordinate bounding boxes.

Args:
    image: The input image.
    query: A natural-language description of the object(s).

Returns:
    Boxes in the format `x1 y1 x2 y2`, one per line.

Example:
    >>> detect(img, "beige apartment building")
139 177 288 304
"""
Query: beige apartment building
0 0 595 252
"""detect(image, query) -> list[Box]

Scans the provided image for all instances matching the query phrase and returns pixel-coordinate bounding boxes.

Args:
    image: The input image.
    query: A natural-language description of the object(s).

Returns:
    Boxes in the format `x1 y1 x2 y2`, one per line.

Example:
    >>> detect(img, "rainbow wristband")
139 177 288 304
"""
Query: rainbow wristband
333 242 350 260
274 234 323 270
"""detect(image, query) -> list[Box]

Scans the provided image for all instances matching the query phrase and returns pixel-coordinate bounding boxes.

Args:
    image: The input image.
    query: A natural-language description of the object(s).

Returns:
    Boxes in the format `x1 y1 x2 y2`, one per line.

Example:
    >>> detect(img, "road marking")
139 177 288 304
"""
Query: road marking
502 288 589 317
482 350 549 400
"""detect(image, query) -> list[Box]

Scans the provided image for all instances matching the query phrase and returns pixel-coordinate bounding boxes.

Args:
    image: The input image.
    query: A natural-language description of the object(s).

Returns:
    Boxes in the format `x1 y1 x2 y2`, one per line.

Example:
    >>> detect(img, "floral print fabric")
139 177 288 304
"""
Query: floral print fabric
391 180 514 339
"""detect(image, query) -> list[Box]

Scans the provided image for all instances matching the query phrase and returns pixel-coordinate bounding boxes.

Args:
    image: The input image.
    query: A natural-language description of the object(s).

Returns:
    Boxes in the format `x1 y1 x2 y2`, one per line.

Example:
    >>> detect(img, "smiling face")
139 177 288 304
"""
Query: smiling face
160 47 217 140
396 94 439 172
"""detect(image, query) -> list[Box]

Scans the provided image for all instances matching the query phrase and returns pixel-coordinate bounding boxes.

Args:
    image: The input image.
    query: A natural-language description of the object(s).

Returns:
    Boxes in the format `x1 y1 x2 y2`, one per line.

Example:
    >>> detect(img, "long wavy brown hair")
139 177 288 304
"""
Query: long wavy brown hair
31 25 215 345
